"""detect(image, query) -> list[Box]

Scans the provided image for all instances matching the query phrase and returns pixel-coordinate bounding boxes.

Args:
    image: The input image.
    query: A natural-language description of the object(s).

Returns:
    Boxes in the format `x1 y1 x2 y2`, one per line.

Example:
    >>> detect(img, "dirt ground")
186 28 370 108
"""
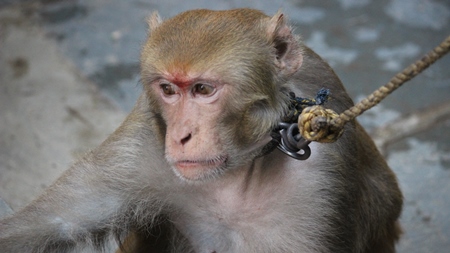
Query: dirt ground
0 7 125 209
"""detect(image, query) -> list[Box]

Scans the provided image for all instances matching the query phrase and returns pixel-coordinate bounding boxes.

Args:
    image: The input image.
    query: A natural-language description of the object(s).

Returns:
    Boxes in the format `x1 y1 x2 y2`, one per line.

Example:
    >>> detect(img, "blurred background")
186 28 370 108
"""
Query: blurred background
0 0 449 252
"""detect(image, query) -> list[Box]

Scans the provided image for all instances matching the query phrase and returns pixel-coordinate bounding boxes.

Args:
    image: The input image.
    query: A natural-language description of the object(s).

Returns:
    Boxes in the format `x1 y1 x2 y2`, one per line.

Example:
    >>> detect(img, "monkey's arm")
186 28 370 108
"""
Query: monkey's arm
0 165 123 252
0 97 166 253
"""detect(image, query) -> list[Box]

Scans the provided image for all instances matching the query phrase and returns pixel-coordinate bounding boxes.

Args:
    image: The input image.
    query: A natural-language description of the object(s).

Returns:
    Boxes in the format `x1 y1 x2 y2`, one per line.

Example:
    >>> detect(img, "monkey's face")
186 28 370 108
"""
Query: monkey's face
140 9 301 181
150 72 233 181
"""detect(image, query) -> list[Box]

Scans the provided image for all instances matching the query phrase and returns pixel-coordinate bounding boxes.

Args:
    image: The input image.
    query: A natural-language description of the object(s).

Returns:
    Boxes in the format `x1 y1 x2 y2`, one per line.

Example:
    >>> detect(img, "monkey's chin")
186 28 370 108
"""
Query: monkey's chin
172 156 228 182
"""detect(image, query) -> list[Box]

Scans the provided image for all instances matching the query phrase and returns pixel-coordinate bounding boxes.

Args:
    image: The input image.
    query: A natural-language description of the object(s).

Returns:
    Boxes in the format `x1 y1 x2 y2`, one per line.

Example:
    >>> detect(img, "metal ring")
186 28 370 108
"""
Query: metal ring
276 144 311 160
273 121 312 160
280 129 298 152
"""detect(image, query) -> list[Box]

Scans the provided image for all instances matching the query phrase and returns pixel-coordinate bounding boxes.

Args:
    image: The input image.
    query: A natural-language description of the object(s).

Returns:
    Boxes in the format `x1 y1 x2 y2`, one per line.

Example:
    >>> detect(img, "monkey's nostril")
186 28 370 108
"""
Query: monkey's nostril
180 134 191 145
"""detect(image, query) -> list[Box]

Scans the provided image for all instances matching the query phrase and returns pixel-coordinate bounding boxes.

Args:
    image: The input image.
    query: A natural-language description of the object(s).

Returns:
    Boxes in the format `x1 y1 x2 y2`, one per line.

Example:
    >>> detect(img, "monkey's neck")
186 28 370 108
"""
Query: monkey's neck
256 139 279 158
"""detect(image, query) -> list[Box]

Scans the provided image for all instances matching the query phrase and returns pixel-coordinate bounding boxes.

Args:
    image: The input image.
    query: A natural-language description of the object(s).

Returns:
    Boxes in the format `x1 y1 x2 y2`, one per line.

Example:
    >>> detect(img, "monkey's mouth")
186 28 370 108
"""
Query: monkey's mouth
175 155 227 169
173 155 228 180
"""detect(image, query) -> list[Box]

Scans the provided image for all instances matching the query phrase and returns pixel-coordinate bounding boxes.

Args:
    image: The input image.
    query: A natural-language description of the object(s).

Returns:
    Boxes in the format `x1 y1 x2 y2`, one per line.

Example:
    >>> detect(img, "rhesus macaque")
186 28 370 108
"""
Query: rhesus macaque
0 9 402 253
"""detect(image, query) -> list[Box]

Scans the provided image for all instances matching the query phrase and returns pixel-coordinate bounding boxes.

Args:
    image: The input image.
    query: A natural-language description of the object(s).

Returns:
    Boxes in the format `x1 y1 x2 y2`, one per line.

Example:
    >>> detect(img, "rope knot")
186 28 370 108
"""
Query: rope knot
298 105 343 143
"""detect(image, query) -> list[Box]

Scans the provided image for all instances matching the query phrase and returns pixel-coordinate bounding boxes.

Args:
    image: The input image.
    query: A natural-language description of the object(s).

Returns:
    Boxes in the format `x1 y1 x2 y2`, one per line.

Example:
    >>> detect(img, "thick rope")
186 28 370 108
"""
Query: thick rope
299 35 450 143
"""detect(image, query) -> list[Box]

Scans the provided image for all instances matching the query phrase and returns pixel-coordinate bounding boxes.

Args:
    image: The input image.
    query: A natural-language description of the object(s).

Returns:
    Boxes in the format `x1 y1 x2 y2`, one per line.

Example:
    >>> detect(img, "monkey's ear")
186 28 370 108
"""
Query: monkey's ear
147 11 163 32
267 11 303 77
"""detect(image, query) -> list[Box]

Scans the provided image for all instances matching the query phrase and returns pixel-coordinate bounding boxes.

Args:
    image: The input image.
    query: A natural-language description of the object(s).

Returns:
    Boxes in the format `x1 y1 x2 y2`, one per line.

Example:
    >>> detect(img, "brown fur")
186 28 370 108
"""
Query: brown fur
0 9 402 253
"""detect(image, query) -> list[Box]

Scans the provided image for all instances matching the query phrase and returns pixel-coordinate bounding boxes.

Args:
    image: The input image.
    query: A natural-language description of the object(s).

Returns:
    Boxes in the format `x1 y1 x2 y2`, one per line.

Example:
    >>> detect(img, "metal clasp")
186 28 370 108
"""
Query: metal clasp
272 122 311 160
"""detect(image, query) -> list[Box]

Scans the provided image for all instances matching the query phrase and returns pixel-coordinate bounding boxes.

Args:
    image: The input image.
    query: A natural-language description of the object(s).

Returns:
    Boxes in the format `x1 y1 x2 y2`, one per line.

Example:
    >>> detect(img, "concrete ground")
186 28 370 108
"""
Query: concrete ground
0 0 449 252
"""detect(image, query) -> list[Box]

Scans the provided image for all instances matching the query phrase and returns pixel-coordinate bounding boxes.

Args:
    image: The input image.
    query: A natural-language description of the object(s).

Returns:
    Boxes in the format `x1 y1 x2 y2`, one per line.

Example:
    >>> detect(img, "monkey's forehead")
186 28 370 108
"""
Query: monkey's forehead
162 8 270 32
148 9 273 50
142 9 275 74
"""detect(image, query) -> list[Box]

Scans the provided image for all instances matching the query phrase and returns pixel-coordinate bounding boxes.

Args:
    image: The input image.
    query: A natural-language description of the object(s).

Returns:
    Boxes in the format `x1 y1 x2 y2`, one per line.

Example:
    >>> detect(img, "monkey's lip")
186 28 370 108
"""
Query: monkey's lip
175 155 228 170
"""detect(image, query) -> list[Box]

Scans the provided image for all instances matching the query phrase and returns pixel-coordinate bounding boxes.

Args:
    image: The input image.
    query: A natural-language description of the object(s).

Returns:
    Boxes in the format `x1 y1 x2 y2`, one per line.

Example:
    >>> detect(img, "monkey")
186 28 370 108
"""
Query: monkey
0 8 402 253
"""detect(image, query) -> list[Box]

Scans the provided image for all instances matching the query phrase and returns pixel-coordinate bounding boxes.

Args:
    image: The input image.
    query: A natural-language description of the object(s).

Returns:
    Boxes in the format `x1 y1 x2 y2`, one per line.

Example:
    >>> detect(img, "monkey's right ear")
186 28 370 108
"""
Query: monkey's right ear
267 11 303 77
147 11 163 32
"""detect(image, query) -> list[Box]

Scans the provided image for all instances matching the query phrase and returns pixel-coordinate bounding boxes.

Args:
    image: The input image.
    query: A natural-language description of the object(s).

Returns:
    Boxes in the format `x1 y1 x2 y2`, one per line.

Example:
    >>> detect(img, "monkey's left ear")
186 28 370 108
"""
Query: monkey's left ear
147 11 163 32
267 11 303 77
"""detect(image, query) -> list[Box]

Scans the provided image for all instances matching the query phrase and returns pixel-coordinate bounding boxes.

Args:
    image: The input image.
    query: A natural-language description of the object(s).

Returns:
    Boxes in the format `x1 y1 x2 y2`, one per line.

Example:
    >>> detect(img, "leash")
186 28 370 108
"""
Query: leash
273 35 450 160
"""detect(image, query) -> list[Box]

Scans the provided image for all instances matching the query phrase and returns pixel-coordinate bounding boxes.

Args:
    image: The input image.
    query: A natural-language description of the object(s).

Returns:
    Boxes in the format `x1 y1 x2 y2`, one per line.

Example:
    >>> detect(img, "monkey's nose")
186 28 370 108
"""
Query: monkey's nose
180 133 192 145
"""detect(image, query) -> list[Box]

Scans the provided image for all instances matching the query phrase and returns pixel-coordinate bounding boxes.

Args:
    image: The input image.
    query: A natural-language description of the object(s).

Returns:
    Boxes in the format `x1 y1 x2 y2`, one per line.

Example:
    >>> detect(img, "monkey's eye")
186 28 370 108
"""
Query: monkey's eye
193 83 215 96
160 84 176 95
